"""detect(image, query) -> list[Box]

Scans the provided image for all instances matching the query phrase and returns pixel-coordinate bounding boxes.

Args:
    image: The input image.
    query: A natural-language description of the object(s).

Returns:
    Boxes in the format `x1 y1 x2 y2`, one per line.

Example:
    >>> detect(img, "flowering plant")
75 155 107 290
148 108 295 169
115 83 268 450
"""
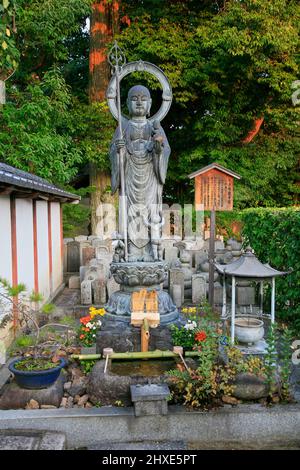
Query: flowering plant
78 307 105 347
171 320 198 349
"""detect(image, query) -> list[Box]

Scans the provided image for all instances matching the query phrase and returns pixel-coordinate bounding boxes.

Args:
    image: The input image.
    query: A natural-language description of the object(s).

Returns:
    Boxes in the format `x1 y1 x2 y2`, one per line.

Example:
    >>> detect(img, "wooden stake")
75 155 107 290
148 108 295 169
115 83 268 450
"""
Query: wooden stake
208 209 216 307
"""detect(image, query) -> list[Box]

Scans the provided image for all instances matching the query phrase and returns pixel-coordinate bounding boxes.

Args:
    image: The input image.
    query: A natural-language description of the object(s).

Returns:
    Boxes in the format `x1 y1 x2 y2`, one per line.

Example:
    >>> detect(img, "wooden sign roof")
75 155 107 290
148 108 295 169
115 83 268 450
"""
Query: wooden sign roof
188 163 241 180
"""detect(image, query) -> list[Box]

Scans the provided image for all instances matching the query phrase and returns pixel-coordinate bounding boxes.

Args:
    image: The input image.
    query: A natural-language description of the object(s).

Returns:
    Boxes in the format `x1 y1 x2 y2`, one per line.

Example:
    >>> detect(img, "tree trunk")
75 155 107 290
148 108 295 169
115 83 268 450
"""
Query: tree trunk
89 1 120 235
0 80 6 104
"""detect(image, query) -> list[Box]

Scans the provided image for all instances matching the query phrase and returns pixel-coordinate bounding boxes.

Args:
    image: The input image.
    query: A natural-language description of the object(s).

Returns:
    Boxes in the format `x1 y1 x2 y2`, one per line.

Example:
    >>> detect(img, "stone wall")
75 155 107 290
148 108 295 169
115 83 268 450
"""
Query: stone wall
63 235 257 314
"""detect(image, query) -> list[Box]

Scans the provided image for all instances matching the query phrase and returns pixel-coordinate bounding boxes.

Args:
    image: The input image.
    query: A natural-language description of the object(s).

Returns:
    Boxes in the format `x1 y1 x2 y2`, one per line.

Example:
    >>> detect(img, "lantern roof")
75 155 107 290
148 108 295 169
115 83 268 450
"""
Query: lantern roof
188 163 241 180
214 247 287 279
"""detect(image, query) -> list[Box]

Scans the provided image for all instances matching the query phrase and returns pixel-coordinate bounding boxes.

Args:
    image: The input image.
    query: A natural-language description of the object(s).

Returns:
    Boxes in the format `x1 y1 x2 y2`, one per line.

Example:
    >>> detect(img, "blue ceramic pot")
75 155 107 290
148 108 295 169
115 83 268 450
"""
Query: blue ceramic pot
8 357 67 389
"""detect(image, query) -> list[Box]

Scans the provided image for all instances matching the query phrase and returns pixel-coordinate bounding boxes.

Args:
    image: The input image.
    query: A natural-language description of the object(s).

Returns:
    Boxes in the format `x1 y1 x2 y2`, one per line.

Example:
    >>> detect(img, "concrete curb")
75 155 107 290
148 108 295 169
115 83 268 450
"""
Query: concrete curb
0 404 300 449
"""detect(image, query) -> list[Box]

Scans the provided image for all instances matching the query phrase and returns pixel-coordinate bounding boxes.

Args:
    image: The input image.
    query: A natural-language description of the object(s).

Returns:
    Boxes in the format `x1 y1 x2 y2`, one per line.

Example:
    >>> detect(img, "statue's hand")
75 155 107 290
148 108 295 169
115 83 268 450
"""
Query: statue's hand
153 135 164 153
115 138 126 151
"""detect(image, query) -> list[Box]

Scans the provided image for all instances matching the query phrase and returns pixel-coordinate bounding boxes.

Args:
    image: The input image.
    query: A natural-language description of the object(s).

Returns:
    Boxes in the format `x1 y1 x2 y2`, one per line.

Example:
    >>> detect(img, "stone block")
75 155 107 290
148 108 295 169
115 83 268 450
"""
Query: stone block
88 235 99 241
81 280 92 305
130 384 170 417
214 282 223 305
67 241 80 272
192 274 206 304
68 275 80 289
232 373 270 400
172 284 183 308
63 238 74 244
169 268 184 304
0 431 66 450
107 277 120 298
80 266 87 283
79 241 92 265
0 373 65 410
95 246 110 257
81 246 96 266
237 286 256 305
92 279 106 304
164 247 178 265
74 235 88 242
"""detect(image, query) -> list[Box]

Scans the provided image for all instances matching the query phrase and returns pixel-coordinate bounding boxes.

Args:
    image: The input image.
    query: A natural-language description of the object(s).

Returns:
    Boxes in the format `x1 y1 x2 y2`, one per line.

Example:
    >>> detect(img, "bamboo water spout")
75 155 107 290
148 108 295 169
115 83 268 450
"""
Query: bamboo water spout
131 289 160 352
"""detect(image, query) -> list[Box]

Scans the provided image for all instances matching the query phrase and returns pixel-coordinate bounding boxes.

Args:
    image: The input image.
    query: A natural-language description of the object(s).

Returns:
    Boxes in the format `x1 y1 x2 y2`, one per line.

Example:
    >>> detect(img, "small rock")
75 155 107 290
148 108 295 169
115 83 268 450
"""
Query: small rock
60 397 68 408
222 395 239 405
85 402 93 408
77 394 89 407
69 376 88 397
52 355 61 363
74 395 80 404
272 395 280 404
64 381 72 392
25 399 40 409
40 405 57 409
67 396 74 408
55 349 68 357
71 367 84 379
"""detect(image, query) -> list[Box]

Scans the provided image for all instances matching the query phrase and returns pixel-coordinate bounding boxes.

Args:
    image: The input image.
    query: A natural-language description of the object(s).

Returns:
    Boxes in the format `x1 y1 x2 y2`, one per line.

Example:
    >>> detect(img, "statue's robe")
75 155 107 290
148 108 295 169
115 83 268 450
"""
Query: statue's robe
110 118 170 260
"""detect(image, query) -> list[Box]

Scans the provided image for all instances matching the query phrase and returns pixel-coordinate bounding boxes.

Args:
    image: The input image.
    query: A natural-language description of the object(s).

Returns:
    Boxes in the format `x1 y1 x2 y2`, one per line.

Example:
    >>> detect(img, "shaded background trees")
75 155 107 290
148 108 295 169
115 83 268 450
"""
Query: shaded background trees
0 0 300 234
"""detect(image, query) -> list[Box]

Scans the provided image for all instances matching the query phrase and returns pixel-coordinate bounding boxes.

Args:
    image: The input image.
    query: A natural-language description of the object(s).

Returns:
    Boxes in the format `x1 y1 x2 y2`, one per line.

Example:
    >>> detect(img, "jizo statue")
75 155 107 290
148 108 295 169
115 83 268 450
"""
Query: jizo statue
107 46 173 264
110 85 170 262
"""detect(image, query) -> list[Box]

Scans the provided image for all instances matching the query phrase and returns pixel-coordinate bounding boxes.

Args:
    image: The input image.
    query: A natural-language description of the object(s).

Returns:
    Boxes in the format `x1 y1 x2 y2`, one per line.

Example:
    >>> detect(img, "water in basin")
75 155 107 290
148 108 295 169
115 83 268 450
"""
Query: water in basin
110 359 177 377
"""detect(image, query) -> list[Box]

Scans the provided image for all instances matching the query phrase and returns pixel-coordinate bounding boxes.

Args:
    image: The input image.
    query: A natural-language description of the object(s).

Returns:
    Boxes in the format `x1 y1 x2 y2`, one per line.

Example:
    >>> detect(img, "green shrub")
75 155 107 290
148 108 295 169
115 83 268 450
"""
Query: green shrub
240 207 300 332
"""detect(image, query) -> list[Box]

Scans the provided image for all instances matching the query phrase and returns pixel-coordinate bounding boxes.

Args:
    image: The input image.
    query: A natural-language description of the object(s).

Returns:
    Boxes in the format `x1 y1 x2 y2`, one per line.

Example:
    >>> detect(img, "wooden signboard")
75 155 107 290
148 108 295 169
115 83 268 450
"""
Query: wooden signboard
195 169 233 211
189 163 241 307
189 163 240 212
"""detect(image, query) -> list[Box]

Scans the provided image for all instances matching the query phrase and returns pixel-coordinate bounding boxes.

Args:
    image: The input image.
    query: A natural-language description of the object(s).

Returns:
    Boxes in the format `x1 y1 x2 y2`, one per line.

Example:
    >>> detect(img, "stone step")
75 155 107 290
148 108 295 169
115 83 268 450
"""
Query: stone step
0 431 66 450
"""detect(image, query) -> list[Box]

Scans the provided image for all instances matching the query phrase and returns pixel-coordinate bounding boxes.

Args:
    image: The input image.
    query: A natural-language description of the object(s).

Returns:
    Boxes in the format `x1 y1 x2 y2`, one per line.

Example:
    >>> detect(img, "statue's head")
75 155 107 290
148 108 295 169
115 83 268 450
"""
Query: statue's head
127 85 152 118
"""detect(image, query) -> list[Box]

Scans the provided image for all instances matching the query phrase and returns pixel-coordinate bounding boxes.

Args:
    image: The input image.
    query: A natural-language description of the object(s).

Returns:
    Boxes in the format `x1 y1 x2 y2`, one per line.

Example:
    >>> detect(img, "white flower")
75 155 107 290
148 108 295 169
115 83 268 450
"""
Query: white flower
97 320 102 327
93 334 96 338
86 322 93 329
183 321 197 331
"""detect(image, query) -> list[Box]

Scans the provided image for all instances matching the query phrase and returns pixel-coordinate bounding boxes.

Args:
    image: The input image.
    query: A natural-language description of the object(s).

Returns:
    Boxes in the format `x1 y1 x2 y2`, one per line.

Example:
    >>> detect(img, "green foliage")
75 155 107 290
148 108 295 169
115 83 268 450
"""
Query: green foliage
170 321 198 350
241 207 300 330
0 69 83 185
265 324 278 398
41 303 55 315
14 335 35 348
278 327 293 401
80 359 96 375
119 0 300 207
0 0 19 77
29 292 44 303
14 357 58 371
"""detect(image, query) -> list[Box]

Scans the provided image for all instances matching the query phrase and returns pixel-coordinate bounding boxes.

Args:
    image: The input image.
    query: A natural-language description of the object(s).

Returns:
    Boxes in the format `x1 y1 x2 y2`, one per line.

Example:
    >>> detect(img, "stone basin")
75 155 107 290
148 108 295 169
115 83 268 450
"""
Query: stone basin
234 317 264 345
87 359 176 406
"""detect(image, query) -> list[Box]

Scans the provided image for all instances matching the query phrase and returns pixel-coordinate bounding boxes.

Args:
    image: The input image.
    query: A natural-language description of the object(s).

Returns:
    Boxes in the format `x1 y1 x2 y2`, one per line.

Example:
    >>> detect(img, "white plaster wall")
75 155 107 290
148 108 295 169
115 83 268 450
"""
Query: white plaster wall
36 200 50 301
51 202 62 292
0 196 12 323
15 199 34 294
0 196 12 284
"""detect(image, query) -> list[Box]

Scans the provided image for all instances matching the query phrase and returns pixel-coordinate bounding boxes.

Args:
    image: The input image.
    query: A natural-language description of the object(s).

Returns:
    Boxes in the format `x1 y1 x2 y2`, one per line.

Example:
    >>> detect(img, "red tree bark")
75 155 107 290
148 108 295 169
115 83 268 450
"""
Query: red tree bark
89 1 120 234
242 117 264 144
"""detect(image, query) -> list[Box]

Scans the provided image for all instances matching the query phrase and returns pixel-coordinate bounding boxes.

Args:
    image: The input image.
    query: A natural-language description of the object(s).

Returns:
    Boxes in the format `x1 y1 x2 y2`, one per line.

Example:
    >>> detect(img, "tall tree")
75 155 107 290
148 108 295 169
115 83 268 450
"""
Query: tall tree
89 0 119 235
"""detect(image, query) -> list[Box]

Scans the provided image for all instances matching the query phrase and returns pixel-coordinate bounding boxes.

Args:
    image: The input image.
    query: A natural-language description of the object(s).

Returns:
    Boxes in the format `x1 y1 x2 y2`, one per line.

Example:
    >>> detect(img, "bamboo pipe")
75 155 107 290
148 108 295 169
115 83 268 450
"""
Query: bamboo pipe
141 318 150 353
71 349 202 361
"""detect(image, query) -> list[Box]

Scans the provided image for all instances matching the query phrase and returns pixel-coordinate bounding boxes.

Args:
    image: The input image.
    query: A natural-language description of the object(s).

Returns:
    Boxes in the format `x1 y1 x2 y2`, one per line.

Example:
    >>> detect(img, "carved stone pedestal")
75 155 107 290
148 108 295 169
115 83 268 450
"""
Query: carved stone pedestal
105 261 179 324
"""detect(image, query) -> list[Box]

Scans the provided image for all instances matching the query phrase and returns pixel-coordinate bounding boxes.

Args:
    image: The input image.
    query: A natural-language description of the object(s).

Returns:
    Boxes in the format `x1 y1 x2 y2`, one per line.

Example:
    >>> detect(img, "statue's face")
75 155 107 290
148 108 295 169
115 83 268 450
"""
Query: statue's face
127 91 151 118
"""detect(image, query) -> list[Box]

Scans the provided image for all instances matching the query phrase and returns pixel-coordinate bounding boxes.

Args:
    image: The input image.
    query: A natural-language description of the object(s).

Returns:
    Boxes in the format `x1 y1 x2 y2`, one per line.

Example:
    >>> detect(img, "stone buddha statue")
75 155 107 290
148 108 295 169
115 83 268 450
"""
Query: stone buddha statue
110 85 170 262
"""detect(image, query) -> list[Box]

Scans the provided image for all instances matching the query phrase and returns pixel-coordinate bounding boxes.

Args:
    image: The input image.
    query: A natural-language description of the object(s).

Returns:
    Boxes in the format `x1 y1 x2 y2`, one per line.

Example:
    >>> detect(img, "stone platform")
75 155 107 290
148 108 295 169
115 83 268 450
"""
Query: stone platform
96 313 185 354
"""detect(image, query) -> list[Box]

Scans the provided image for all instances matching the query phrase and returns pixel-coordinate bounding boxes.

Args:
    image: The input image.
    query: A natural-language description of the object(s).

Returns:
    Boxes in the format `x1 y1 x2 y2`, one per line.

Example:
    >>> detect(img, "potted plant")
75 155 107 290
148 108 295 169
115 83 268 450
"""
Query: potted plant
8 356 67 389
78 306 105 354
0 278 74 389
